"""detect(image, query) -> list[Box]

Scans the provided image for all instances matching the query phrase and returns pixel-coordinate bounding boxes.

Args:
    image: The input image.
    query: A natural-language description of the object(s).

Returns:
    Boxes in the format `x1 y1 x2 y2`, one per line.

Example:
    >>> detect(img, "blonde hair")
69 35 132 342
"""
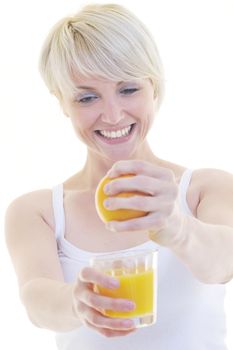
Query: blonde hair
39 3 165 107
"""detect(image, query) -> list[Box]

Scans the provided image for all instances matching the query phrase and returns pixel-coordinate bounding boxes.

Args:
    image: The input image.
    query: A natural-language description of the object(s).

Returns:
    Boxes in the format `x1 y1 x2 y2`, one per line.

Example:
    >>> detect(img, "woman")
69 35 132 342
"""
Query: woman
5 3 233 349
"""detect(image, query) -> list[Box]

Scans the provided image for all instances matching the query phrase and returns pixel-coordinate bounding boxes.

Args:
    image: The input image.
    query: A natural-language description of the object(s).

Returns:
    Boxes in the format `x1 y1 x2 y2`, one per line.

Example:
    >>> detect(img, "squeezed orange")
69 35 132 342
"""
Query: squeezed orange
96 269 155 318
95 174 148 222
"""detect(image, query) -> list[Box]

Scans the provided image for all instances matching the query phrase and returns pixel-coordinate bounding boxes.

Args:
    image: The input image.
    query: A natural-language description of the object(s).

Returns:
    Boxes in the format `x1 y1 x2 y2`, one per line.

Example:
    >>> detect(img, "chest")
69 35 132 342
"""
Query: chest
56 171 199 253
62 191 149 253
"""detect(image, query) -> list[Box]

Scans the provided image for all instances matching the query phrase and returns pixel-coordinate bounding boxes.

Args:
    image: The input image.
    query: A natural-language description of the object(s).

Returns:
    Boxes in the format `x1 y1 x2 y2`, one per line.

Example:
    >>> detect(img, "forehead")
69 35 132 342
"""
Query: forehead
75 75 115 87
73 75 149 90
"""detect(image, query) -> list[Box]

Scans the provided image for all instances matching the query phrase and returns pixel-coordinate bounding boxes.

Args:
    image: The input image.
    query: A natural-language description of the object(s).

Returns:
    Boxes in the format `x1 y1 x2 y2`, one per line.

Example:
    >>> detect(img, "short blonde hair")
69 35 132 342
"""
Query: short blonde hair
39 3 165 107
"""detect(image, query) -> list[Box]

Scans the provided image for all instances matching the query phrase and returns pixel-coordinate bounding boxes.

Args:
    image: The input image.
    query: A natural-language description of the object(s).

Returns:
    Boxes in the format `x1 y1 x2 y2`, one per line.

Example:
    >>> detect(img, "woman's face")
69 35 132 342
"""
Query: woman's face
61 76 157 161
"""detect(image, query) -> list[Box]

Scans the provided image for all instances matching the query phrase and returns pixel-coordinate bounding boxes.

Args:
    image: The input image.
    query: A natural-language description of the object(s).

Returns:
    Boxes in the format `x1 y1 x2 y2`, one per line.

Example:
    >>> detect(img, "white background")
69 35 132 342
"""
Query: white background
0 0 233 349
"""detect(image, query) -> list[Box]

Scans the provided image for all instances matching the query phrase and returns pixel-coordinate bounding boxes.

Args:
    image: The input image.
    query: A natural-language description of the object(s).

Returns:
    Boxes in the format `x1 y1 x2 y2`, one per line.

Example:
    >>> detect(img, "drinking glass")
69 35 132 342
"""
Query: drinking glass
90 249 158 328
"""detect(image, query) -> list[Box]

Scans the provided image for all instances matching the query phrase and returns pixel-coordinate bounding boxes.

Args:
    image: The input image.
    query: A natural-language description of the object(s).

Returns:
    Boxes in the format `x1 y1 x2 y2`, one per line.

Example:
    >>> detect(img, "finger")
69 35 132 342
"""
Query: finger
88 313 135 331
82 304 135 330
107 160 174 180
79 267 120 289
104 195 170 213
104 175 164 196
79 289 136 313
106 211 165 232
85 319 136 337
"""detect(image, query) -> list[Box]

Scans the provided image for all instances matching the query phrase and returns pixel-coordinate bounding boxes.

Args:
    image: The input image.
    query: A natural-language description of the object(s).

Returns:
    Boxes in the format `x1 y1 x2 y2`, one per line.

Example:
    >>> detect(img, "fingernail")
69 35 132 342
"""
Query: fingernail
104 184 110 194
109 279 119 288
103 199 110 208
124 301 136 310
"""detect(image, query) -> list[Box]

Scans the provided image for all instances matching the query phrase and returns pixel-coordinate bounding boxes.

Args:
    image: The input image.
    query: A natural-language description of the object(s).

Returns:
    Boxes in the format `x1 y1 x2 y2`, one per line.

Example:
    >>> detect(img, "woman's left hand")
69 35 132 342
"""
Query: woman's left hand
104 160 187 248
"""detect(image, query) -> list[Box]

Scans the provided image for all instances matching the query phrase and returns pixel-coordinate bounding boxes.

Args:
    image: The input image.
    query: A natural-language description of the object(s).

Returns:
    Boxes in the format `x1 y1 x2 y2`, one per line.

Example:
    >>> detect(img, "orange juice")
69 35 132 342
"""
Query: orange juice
90 249 158 327
96 269 155 318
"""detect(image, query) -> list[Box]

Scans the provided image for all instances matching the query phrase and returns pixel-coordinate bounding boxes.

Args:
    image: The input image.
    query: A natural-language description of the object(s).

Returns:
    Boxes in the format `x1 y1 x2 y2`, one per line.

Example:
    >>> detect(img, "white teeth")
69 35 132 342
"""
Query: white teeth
99 125 132 139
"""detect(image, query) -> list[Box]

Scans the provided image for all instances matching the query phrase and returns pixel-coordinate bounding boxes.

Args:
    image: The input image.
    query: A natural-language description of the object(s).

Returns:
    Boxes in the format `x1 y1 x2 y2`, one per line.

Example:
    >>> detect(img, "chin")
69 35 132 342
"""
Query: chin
101 145 140 162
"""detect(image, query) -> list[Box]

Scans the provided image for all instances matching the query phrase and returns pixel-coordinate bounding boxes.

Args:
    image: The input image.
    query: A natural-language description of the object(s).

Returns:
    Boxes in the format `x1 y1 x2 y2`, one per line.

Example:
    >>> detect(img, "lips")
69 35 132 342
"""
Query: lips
94 123 136 144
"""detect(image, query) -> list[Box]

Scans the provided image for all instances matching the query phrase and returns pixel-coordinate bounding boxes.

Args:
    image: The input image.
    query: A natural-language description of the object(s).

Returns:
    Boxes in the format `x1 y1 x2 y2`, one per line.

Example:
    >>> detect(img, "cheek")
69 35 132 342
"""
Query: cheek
132 97 155 122
68 115 90 145
70 109 96 130
70 117 92 145
135 96 156 134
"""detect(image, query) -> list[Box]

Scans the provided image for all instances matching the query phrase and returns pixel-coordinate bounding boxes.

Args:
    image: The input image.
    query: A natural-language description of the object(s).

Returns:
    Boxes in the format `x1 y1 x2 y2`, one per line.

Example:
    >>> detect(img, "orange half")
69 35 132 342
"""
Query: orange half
95 174 148 222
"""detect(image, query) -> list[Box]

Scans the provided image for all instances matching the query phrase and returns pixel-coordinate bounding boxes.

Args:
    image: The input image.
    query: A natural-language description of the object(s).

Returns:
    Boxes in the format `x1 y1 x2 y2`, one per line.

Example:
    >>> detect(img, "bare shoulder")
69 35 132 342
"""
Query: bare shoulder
192 168 233 195
5 189 54 230
6 188 52 210
191 168 233 225
5 189 64 286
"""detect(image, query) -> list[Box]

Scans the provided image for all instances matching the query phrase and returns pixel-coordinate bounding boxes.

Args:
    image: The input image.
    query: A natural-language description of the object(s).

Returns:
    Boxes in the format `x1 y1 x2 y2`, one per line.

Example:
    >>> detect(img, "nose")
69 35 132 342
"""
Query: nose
100 98 124 125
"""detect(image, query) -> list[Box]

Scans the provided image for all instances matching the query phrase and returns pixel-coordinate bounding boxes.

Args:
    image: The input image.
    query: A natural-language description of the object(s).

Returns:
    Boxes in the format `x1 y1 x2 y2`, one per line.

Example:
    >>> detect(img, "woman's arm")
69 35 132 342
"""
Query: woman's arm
104 162 233 284
170 168 233 284
20 278 80 331
4 192 81 331
5 191 136 336
170 215 233 284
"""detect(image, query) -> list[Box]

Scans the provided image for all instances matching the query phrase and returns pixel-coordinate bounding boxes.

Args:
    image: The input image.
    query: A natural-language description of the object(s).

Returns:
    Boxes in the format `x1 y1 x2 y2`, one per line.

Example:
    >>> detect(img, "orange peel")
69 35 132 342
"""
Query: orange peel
95 174 148 222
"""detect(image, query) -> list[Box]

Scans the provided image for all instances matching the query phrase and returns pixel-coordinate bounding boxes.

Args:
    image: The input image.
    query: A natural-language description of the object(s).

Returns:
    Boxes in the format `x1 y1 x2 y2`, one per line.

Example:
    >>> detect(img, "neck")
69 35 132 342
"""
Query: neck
81 140 161 189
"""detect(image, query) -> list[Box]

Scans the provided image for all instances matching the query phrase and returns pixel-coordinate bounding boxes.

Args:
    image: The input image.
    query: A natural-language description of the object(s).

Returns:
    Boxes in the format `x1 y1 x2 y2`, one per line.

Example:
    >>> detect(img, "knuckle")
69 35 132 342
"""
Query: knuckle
165 169 174 180
145 197 155 211
137 174 146 185
132 196 145 210
99 328 114 338
128 219 141 230
164 185 178 202
108 318 119 329
90 313 100 326
112 161 124 173
86 291 96 306
135 161 145 173
76 301 83 314
153 213 165 228
72 281 80 298
99 328 109 337
82 318 88 326
109 298 120 311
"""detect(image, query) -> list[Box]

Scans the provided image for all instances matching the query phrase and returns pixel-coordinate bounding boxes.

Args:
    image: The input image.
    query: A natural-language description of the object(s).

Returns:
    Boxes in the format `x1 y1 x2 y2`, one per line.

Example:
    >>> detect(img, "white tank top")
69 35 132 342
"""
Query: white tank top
52 169 227 350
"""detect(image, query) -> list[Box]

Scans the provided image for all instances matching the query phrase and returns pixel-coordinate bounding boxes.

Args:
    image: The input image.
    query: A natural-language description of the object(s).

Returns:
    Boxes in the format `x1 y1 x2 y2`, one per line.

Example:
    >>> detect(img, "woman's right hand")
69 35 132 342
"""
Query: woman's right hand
72 267 136 337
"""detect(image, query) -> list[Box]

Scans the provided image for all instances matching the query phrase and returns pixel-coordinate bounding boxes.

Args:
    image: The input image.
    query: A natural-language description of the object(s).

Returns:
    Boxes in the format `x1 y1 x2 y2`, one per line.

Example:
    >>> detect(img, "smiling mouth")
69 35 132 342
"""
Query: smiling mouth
95 123 136 140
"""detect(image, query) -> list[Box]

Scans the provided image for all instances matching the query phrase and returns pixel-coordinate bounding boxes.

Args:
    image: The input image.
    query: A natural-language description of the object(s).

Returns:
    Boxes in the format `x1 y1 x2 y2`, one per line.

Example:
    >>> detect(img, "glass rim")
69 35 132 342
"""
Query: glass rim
90 248 158 263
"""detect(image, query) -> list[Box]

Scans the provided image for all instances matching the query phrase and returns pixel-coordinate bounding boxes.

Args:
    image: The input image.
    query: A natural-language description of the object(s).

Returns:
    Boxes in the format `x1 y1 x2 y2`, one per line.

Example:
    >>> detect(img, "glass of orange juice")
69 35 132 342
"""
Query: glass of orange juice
90 249 158 328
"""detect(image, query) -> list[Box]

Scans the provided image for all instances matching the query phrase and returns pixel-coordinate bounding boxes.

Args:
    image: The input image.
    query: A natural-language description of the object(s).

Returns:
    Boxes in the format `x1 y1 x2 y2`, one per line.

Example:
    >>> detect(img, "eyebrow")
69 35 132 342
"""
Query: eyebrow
75 86 97 91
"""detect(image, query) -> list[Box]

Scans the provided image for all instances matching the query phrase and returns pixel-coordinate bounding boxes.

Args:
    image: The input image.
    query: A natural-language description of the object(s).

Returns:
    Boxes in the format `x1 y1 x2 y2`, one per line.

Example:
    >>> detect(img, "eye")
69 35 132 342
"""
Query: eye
120 87 139 95
77 94 98 104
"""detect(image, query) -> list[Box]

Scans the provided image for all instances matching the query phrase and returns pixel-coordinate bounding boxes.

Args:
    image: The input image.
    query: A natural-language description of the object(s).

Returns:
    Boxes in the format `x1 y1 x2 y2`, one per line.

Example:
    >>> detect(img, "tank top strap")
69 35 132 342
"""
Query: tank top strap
52 183 65 240
178 168 193 216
